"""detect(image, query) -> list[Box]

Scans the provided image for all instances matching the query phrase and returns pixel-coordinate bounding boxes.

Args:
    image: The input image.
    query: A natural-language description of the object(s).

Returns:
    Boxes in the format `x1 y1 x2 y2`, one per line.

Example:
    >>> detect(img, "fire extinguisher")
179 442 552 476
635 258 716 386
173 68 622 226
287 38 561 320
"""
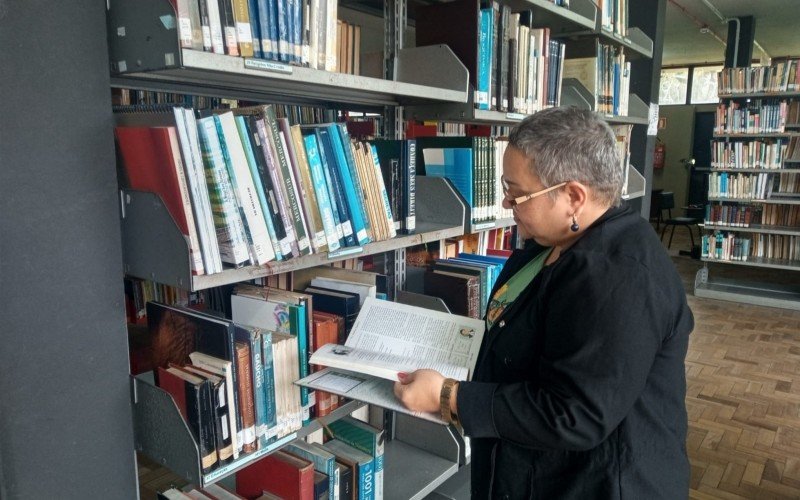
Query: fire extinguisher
653 139 666 170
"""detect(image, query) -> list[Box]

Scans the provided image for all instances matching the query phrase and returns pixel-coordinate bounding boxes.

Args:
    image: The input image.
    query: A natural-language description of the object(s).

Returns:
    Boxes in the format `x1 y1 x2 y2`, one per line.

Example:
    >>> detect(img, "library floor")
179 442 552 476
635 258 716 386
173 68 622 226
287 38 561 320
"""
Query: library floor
136 226 800 500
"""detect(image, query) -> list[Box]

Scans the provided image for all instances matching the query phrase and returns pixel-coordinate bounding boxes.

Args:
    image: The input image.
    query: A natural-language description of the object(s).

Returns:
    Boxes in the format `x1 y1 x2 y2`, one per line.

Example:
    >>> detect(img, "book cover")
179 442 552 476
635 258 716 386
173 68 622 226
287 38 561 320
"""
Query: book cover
312 126 357 247
303 286 359 337
218 0 240 56
236 449 314 499
327 417 384 500
287 123 328 252
337 462 354 500
424 269 481 319
234 340 258 453
179 363 235 464
303 131 343 251
286 440 340 500
231 0 255 57
322 439 374 500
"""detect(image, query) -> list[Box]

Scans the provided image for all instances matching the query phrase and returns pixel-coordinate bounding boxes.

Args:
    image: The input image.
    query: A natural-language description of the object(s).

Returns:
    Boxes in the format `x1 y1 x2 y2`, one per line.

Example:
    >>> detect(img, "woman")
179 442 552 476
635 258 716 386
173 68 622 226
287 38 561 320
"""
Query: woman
394 107 693 499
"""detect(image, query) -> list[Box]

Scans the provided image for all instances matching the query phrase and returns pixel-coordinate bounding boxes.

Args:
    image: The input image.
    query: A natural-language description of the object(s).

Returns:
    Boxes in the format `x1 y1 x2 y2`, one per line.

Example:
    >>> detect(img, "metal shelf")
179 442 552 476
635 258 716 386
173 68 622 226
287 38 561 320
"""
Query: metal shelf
718 91 800 99
713 133 800 139
694 270 800 311
709 168 800 173
561 79 649 125
121 176 467 291
701 257 800 272
560 26 653 60
707 197 800 205
622 164 646 200
703 224 800 236
107 0 469 107
504 0 596 34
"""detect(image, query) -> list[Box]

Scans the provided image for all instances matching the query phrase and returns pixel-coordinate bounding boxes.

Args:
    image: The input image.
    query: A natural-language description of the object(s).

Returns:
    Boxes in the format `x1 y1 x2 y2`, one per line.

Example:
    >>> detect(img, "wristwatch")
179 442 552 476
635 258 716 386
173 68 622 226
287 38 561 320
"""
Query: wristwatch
440 378 460 427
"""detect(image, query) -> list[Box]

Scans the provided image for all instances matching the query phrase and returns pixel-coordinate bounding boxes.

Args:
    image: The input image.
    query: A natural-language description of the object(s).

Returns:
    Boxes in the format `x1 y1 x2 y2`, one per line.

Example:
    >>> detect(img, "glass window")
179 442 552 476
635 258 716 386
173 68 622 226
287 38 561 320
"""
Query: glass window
691 65 724 104
659 68 689 105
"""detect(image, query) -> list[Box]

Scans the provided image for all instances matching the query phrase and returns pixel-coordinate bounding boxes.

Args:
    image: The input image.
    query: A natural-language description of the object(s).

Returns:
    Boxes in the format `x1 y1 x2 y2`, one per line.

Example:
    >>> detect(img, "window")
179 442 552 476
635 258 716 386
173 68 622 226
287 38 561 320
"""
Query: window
690 65 723 104
659 68 689 105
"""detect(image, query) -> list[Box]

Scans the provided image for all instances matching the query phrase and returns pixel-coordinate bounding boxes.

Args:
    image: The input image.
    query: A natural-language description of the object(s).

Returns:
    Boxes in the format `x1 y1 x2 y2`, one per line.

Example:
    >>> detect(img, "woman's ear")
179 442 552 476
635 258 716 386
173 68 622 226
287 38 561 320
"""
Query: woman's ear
564 181 589 215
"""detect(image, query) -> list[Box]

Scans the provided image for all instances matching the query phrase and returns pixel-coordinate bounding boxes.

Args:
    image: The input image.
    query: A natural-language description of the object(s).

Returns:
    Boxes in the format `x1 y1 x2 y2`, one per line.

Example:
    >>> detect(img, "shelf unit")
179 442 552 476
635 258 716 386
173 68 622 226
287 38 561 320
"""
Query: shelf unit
697 77 800 310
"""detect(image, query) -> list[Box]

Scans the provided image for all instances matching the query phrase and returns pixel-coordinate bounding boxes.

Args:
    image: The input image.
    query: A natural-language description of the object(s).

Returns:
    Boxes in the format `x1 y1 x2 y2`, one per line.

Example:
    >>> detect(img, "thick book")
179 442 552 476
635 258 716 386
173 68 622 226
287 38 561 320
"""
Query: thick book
424 268 481 319
286 440 340 500
297 297 484 423
236 449 314 499
180 363 235 464
303 286 359 338
311 311 340 417
234 341 258 453
337 462 354 500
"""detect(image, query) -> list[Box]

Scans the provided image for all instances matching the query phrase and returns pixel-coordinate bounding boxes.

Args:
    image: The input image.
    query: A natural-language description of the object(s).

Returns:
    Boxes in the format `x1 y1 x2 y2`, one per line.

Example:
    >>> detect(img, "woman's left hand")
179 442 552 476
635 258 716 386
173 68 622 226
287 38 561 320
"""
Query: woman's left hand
393 369 445 413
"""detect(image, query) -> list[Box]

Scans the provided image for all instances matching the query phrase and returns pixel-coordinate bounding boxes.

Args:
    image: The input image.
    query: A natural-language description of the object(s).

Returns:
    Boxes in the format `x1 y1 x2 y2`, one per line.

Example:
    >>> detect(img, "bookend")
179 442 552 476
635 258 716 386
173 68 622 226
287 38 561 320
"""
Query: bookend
416 176 468 234
560 79 649 124
622 164 646 201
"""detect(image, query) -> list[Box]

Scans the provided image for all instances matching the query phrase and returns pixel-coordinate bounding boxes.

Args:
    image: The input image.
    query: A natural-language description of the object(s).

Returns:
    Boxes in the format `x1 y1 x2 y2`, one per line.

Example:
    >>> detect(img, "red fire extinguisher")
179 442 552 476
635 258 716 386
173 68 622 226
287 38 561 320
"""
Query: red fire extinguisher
653 139 666 170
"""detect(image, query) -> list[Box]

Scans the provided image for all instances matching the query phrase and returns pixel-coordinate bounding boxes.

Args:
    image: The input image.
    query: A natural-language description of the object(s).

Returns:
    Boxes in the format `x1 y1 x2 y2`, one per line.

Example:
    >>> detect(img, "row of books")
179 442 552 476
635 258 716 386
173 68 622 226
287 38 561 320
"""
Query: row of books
562 42 632 117
705 203 800 228
416 0 565 114
421 253 509 319
717 59 800 94
174 0 342 71
124 277 201 324
237 415 385 500
418 136 506 225
710 138 795 170
599 0 629 37
701 232 752 262
714 99 793 135
116 105 416 276
707 172 797 200
704 233 800 263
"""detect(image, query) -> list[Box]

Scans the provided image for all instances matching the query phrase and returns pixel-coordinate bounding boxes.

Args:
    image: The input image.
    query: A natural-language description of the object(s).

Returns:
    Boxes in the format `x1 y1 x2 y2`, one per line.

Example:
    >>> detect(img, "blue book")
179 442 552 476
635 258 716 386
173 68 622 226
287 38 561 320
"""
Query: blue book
477 8 494 110
422 147 474 210
235 116 284 261
257 0 273 59
315 127 357 247
457 252 508 265
260 330 278 442
247 0 263 58
310 130 347 248
329 417 384 500
334 123 372 243
275 0 290 61
322 125 370 245
303 133 342 252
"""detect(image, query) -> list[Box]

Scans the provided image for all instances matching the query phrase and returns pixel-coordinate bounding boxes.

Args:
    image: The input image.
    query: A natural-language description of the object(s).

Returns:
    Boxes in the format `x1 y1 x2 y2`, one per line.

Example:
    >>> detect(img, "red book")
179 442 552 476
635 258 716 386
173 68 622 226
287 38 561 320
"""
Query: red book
236 450 314 500
311 311 340 416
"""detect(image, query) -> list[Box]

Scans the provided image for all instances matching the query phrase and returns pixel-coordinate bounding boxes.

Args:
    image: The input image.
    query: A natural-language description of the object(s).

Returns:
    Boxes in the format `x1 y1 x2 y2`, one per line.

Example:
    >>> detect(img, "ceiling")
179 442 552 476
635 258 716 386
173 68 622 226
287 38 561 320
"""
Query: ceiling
662 0 800 66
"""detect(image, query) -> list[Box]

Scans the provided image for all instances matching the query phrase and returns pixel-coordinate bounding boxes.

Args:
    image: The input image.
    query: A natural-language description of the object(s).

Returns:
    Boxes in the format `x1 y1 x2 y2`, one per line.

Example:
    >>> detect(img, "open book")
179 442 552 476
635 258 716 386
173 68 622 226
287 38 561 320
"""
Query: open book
296 297 485 423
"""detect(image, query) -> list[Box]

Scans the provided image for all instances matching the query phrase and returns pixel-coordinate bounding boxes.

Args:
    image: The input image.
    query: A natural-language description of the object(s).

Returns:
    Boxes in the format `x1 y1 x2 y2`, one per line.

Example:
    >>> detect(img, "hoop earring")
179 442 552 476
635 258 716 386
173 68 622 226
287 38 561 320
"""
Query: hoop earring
570 215 580 232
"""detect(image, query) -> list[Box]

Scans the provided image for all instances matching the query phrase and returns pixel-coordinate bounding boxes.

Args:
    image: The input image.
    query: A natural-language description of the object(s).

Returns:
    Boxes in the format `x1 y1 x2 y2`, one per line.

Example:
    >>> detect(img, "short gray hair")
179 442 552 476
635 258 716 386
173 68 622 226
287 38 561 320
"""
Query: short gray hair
508 107 622 207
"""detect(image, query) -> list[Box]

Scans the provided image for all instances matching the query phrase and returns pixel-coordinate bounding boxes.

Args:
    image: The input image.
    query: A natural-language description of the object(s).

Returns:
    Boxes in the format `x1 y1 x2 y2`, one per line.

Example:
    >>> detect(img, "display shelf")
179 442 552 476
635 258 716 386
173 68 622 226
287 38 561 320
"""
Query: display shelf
120 176 467 291
404 97 528 126
504 0 596 34
703 224 800 236
701 257 800 272
107 0 469 107
560 26 653 59
561 79 649 125
707 196 800 205
621 163 646 200
694 269 800 310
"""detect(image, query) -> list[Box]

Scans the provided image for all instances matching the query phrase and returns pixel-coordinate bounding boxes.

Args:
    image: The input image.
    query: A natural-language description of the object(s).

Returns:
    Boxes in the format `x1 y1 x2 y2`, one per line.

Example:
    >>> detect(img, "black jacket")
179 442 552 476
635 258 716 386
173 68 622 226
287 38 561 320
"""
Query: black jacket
458 204 693 499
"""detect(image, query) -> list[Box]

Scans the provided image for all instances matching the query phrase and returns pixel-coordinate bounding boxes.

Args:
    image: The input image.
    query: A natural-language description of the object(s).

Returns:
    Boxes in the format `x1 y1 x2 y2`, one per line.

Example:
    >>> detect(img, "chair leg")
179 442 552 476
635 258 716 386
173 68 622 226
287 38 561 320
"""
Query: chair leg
668 225 676 248
660 224 668 242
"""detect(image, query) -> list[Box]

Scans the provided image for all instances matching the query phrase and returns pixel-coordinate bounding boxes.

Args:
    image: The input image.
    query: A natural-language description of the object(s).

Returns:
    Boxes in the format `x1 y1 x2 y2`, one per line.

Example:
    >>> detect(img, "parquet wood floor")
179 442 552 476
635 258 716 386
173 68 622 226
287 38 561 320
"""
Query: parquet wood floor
662 225 800 500
134 227 800 499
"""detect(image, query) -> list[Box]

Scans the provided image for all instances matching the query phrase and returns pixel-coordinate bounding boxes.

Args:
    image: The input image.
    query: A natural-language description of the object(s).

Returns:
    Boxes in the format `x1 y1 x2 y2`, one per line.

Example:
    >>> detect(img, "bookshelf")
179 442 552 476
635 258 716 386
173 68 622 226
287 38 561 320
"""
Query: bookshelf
696 66 800 310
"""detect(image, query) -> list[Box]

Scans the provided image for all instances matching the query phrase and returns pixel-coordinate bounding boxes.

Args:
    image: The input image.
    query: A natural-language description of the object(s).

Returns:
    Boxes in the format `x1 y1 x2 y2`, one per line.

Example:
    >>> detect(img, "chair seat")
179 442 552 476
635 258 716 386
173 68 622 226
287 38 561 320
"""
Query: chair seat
665 217 700 225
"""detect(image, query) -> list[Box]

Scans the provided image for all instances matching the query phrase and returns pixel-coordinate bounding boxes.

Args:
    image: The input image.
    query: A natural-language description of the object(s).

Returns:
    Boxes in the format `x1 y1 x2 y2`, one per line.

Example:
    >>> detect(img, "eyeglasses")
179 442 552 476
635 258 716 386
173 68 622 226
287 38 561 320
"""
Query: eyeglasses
501 176 567 208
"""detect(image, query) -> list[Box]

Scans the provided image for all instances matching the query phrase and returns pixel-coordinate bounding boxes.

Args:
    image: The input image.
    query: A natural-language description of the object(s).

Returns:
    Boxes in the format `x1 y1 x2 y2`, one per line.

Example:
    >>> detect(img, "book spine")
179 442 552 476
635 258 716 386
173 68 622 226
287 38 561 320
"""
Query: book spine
330 124 370 245
176 0 204 50
197 0 213 51
276 0 290 61
402 140 416 234
369 144 397 239
278 128 315 253
196 116 251 266
317 128 356 247
235 342 257 453
304 133 342 251
261 331 278 441
477 8 493 110
289 124 328 252
236 116 284 261
266 106 312 255
206 0 226 54
246 0 262 58
248 330 267 447
218 0 240 56
196 381 220 473
325 0 338 71
257 0 274 59
232 0 255 57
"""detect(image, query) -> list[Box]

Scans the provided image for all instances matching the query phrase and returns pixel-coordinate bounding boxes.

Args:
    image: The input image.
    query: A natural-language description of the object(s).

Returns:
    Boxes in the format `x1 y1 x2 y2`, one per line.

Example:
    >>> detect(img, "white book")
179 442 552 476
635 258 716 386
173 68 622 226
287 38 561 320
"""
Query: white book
298 297 484 423
205 0 225 54
216 112 276 266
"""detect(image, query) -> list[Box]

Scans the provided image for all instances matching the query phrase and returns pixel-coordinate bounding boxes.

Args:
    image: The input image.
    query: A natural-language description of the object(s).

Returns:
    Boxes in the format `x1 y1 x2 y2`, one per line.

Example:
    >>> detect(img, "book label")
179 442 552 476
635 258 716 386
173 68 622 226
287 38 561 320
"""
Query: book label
505 112 525 121
244 59 293 74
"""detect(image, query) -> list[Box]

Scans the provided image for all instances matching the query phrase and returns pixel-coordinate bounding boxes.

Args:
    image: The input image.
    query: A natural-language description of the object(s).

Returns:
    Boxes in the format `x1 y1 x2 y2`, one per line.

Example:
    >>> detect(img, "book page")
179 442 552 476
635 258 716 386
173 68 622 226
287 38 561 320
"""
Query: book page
309 343 467 381
296 368 445 425
345 297 485 379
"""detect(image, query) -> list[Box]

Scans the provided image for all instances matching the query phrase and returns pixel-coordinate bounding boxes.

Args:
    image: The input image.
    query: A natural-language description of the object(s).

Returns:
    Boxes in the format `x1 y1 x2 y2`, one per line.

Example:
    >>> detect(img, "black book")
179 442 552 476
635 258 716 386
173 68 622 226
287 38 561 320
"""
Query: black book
314 471 329 500
303 285 360 340
337 461 354 500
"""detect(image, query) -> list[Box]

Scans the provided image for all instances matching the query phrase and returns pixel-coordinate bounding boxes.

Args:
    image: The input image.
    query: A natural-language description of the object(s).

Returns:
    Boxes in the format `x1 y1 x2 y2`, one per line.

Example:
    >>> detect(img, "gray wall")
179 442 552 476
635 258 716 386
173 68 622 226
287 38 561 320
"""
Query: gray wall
0 1 137 498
